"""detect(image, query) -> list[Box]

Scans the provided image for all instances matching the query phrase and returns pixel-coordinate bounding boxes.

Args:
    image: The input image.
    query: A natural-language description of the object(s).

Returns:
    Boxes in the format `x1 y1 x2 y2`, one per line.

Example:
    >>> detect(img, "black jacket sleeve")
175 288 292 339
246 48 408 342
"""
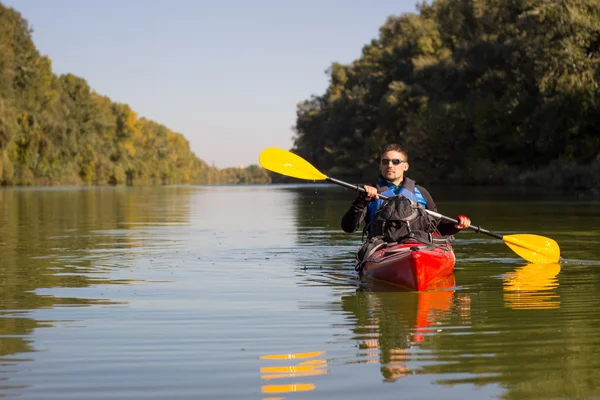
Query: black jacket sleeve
341 194 370 233
417 185 461 236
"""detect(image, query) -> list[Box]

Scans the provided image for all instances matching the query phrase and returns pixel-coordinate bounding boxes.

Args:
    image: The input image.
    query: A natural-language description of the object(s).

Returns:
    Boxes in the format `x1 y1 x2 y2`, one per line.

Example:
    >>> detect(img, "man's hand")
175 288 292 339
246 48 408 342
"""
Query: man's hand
455 215 471 229
363 185 379 201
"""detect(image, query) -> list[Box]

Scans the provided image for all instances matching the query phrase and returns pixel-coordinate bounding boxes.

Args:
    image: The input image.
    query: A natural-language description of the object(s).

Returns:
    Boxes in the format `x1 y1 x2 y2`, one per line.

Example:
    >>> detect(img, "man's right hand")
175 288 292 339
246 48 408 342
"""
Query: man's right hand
363 185 379 201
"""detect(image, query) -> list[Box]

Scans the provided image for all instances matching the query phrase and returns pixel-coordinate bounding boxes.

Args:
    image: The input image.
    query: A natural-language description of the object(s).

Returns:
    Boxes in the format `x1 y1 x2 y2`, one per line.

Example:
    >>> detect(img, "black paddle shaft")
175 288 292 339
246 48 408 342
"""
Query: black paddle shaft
327 176 504 240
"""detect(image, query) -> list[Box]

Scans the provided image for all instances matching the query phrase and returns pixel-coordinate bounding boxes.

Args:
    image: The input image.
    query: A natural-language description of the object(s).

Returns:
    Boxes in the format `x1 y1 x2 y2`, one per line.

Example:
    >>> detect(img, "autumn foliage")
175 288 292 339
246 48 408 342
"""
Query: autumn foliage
0 4 270 185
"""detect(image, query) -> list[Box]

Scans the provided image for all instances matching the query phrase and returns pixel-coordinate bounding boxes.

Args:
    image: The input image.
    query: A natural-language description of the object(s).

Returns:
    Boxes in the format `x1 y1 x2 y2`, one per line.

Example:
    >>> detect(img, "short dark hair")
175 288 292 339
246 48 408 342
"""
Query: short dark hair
380 144 408 160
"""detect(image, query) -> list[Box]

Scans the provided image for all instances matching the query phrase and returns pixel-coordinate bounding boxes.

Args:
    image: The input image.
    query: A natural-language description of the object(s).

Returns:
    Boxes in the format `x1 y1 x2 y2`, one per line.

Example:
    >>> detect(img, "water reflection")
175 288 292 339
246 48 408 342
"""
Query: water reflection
503 263 561 309
2 184 600 399
340 275 471 382
259 351 327 398
0 187 194 369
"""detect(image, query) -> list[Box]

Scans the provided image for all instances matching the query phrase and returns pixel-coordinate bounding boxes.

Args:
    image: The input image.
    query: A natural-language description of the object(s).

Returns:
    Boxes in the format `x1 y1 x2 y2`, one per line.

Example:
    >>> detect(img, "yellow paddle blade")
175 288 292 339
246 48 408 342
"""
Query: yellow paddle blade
259 148 327 181
503 234 561 264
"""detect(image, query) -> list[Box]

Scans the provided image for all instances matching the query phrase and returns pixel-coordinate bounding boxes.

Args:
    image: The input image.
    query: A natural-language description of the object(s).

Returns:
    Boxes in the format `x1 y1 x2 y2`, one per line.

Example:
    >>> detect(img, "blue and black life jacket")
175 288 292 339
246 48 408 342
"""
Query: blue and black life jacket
366 177 427 225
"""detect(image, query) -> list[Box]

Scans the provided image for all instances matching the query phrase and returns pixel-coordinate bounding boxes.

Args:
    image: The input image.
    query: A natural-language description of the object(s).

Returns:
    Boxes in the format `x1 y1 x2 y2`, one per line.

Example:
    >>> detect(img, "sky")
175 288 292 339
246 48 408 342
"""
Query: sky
4 0 420 168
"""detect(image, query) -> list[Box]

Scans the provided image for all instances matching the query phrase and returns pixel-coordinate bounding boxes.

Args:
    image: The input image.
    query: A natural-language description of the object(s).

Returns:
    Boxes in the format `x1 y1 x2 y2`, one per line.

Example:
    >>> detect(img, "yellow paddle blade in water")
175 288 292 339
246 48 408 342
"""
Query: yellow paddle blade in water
259 148 327 181
503 234 561 264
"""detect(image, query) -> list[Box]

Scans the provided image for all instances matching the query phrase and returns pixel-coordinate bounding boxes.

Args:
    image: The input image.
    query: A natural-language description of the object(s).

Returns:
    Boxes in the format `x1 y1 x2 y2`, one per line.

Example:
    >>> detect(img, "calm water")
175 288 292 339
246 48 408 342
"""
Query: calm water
1 184 599 399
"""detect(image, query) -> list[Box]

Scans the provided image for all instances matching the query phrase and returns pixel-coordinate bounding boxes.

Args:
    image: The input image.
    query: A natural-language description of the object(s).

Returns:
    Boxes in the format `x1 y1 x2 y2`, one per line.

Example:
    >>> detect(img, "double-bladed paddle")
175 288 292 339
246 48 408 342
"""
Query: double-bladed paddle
259 147 561 264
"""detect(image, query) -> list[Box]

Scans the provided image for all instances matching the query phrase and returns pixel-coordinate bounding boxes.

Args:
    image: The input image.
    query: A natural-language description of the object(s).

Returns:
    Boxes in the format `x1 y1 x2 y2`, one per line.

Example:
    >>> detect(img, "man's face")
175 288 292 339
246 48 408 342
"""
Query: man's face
379 150 408 184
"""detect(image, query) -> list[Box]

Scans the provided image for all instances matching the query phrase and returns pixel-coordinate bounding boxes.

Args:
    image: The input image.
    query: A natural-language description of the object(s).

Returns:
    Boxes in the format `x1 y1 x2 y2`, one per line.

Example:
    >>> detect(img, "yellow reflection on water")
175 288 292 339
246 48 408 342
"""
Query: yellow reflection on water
260 351 323 360
261 365 323 374
262 383 315 394
503 263 561 309
298 359 326 365
260 351 327 397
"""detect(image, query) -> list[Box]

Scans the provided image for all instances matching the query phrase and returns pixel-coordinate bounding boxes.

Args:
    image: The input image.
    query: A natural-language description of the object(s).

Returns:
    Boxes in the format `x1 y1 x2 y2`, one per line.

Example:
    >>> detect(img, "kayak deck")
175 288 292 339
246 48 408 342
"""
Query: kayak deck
360 240 455 291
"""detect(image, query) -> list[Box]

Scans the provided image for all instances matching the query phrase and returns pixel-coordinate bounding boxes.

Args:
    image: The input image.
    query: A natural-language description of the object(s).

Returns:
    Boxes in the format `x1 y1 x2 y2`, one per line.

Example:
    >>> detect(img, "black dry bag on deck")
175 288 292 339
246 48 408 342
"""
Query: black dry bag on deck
366 195 434 243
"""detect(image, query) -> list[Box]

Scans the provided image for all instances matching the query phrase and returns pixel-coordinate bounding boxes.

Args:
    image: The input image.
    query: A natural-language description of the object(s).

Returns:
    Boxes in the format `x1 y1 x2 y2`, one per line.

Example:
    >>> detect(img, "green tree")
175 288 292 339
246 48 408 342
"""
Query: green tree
293 0 600 189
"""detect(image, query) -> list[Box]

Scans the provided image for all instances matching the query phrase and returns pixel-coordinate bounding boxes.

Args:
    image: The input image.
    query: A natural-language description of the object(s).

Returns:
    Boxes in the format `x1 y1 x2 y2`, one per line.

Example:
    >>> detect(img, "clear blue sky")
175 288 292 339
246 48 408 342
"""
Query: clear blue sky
5 0 419 168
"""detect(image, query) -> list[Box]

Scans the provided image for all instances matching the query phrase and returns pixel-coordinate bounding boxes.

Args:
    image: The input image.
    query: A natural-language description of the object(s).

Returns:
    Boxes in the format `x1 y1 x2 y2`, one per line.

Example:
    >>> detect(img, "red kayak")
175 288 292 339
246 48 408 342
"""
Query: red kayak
360 240 455 291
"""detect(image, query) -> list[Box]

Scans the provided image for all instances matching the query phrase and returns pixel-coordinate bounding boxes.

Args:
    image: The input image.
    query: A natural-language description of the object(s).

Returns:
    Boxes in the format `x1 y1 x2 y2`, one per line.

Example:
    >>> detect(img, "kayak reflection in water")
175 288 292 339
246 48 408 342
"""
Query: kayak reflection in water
342 278 472 382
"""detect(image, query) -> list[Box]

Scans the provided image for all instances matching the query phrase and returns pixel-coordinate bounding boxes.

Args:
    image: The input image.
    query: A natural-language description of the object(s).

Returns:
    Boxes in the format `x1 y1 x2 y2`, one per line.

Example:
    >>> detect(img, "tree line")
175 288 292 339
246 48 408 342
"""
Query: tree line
292 0 600 190
0 4 270 186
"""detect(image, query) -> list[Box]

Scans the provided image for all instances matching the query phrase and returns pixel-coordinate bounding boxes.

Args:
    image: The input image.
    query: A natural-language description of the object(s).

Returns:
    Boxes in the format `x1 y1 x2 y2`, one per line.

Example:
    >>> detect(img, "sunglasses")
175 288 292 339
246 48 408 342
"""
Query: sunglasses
380 158 406 166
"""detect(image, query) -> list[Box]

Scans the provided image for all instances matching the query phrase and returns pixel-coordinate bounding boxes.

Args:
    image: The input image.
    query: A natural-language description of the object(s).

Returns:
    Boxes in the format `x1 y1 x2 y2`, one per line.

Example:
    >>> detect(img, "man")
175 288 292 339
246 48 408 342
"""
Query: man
341 144 471 238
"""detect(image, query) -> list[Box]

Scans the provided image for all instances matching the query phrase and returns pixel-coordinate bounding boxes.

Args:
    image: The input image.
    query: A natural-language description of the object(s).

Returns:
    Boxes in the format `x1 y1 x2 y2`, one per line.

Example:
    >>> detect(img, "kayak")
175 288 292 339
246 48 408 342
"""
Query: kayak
360 239 455 291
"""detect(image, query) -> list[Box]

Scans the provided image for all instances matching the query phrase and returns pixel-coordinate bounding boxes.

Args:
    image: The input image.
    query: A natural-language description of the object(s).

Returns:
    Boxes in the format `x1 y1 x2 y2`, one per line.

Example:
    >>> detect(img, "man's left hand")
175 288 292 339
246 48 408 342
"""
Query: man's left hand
455 215 471 229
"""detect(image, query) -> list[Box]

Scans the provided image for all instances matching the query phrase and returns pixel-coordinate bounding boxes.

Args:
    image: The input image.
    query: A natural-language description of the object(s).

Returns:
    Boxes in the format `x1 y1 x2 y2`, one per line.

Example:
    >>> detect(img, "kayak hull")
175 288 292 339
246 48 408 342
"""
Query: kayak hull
361 241 455 291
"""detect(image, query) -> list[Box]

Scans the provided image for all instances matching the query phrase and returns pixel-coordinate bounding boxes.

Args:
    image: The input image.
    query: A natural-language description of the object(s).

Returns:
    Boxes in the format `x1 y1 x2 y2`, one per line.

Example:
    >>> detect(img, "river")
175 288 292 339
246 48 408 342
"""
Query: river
1 184 599 399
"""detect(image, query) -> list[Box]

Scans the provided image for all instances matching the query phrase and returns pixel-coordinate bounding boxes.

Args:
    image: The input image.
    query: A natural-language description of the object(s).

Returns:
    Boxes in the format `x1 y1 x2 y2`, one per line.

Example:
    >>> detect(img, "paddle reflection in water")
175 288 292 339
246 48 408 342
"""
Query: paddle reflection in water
503 263 561 309
259 351 327 398
342 275 472 382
